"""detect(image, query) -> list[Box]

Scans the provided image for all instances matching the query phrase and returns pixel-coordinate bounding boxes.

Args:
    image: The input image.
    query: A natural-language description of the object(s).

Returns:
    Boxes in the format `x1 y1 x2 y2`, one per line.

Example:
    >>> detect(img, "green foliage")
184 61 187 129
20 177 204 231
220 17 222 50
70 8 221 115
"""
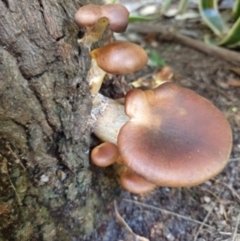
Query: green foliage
128 0 240 48
149 50 166 67
178 0 190 14
129 15 159 23
199 0 228 36
199 0 240 47
233 0 240 20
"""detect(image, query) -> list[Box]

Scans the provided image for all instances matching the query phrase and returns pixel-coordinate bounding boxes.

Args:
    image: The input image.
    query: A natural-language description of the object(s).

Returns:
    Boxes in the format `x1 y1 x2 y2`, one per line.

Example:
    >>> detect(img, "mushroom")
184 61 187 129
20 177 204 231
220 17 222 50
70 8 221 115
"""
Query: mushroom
87 41 148 95
75 4 102 28
91 142 156 194
101 4 129 33
90 41 148 74
120 168 156 194
91 82 232 187
91 142 119 167
75 4 129 33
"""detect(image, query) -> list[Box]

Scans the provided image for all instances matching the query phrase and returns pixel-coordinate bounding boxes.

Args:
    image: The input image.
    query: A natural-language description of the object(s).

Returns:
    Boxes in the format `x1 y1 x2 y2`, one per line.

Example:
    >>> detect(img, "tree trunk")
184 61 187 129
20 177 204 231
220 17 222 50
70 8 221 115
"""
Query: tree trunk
0 1 119 240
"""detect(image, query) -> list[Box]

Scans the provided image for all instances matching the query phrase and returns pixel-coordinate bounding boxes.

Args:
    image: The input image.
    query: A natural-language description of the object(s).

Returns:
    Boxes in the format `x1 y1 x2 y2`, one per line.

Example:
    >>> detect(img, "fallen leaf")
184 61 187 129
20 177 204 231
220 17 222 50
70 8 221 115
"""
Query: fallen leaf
153 66 173 82
227 79 240 87
0 204 10 215
131 66 173 89
229 67 240 76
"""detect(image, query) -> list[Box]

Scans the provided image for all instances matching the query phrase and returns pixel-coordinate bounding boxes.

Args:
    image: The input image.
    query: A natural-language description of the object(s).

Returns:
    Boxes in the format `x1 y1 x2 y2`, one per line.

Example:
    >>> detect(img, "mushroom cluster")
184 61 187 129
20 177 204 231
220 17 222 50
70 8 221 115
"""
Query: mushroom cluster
75 3 148 95
91 83 232 194
89 41 148 94
75 4 232 194
91 141 157 194
75 4 129 33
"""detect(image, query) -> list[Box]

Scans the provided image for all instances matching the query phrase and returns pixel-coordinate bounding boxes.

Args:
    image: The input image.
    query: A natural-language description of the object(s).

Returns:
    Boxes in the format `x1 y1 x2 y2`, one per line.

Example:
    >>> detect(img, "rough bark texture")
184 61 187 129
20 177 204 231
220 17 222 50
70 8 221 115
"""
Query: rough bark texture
0 1 119 240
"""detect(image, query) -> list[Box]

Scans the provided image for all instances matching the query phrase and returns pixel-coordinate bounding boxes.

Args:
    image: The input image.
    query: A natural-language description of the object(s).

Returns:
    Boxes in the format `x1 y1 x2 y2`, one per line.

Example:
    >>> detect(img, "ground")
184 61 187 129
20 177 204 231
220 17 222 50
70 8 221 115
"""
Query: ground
86 25 240 241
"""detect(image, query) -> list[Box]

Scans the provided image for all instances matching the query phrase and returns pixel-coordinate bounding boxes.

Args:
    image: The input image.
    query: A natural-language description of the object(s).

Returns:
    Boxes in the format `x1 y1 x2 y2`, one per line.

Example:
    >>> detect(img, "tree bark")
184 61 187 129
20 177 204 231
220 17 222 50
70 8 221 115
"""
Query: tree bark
0 1 119 240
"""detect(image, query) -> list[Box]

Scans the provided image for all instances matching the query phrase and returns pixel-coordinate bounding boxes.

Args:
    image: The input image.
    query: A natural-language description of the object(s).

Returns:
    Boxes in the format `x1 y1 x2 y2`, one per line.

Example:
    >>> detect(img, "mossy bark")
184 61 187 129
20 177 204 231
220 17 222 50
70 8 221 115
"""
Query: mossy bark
0 1 119 240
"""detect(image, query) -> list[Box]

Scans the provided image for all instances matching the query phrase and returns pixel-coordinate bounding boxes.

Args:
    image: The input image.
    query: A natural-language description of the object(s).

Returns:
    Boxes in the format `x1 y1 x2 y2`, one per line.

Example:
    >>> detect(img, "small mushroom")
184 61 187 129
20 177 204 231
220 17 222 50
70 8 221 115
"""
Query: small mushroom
90 41 148 74
101 4 129 33
75 4 129 33
88 41 148 95
91 142 119 167
120 168 156 194
91 142 156 194
75 4 102 27
91 82 232 187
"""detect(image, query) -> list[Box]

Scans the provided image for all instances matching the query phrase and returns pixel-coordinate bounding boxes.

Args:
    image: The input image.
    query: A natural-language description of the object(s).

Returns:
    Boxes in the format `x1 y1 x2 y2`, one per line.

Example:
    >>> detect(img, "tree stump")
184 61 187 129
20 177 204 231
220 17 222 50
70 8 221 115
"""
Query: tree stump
0 1 119 240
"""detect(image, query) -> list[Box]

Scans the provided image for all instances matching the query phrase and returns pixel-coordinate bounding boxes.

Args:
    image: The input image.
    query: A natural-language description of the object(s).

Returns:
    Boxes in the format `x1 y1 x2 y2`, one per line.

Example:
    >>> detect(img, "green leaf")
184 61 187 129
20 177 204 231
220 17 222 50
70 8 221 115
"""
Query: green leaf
204 16 240 48
220 16 240 47
129 15 159 23
178 0 190 14
199 0 228 36
160 0 173 15
233 0 240 20
149 50 166 67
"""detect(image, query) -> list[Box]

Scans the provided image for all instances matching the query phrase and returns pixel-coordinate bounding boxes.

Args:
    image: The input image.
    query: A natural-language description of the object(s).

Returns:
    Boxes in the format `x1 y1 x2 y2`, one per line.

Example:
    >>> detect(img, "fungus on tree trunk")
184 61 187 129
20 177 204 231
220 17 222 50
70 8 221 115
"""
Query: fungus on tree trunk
119 167 157 194
91 141 157 194
91 82 232 187
87 41 148 95
75 3 129 33
91 142 120 167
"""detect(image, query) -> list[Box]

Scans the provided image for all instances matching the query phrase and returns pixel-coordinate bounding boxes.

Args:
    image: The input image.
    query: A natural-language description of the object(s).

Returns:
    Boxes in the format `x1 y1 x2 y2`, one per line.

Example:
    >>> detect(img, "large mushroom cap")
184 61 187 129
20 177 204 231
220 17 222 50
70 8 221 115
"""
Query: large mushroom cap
90 41 148 74
118 82 232 187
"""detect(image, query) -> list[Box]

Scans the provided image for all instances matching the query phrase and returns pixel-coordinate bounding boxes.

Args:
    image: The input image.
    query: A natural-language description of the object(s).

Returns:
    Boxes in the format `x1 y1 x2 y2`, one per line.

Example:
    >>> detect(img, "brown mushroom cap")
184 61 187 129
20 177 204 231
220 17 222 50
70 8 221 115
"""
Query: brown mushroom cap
90 41 148 74
101 4 129 32
75 5 102 27
120 168 156 194
75 4 129 33
91 142 119 167
117 82 232 187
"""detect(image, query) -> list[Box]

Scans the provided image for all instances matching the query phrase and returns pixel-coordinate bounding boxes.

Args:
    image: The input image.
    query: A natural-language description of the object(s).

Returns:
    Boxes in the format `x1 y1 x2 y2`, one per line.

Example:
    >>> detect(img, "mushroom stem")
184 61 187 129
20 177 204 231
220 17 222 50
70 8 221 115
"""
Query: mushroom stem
86 59 107 95
91 93 129 144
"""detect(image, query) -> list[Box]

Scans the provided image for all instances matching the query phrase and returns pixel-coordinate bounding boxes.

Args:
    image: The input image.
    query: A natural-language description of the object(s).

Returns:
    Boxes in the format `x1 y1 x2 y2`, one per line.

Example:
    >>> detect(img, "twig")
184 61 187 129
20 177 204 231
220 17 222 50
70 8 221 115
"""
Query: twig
232 214 240 241
200 187 228 221
200 187 222 203
128 23 240 66
114 201 149 241
229 157 240 162
6 143 26 171
123 198 215 229
2 158 22 205
221 183 240 202
193 204 215 241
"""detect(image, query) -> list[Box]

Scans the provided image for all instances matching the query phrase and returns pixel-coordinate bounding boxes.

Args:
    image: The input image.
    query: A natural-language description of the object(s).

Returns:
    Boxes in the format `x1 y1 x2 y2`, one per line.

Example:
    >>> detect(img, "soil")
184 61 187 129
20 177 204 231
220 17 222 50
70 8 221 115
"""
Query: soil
87 28 240 241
